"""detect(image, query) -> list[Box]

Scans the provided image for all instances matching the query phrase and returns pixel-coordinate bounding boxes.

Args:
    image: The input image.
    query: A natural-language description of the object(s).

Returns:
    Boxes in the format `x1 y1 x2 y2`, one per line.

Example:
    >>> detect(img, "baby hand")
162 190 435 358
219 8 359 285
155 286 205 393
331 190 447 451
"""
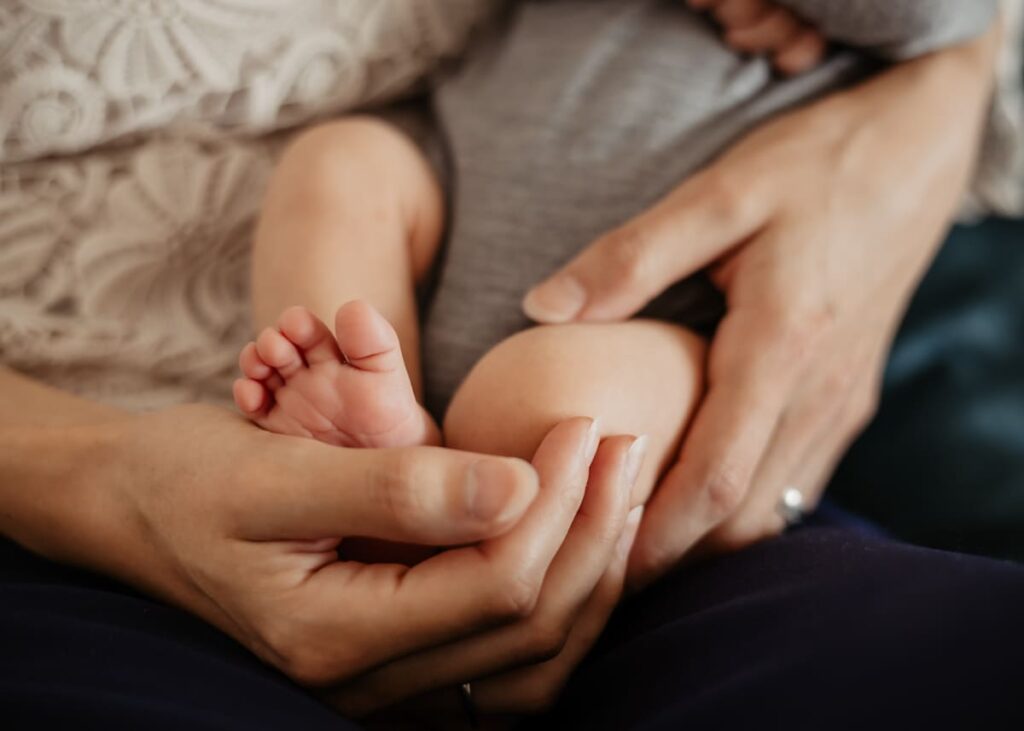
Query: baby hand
687 0 827 75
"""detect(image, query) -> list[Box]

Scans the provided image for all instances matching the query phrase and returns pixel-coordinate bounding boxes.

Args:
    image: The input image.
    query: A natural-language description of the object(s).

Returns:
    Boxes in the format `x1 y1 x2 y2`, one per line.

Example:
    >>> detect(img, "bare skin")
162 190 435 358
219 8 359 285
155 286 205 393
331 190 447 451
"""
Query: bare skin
240 118 703 518
236 0 825 476
688 0 828 75
0 4 996 727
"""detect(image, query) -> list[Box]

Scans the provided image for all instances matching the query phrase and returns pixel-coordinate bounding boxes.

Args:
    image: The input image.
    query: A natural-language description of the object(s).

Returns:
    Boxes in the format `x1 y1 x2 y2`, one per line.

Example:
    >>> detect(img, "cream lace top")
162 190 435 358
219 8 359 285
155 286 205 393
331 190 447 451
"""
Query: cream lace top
0 0 1020 410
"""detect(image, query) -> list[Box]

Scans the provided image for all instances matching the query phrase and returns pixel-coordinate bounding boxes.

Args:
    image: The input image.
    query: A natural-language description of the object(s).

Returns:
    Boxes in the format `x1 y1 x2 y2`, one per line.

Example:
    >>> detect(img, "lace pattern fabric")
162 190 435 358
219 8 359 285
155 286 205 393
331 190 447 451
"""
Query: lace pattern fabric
0 0 496 409
0 0 1020 410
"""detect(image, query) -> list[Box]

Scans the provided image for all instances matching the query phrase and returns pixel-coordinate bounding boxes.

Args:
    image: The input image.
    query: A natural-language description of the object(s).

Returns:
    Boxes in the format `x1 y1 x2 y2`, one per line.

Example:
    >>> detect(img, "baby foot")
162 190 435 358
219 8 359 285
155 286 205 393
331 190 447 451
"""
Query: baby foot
687 0 827 75
233 300 438 448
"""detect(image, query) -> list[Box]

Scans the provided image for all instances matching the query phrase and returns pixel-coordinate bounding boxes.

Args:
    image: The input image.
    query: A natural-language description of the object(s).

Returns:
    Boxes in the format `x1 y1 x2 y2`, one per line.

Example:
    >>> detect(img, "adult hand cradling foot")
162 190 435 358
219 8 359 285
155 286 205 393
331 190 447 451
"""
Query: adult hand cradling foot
4 0 1023 728
523 24 999 587
0 371 643 717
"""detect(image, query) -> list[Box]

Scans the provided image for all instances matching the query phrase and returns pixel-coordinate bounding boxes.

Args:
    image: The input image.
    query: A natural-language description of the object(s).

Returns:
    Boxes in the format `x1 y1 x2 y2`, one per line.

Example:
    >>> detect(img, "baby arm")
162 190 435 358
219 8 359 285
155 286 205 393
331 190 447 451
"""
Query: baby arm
444 322 706 509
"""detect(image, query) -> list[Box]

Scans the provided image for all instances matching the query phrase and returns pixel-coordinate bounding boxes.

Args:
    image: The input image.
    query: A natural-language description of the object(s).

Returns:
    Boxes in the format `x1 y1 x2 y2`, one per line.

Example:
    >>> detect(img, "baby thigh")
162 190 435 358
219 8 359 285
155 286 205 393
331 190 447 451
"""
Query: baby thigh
444 321 706 505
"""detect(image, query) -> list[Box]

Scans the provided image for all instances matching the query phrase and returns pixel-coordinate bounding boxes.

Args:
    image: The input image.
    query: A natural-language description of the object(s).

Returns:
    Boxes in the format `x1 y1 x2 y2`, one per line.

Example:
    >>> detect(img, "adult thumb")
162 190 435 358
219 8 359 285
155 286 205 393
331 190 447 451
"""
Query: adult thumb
250 444 541 546
522 168 764 323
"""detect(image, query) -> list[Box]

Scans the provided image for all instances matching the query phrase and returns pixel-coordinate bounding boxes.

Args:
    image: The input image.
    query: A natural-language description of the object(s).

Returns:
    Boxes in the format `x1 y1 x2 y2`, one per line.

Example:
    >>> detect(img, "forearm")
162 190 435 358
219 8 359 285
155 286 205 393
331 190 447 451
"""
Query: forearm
0 367 126 562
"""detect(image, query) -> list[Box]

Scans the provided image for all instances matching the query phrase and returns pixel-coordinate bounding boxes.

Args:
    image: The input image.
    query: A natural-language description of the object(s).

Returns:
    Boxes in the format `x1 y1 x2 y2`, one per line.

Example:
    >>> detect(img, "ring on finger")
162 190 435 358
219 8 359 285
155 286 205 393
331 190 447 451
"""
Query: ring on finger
458 682 479 728
776 486 806 528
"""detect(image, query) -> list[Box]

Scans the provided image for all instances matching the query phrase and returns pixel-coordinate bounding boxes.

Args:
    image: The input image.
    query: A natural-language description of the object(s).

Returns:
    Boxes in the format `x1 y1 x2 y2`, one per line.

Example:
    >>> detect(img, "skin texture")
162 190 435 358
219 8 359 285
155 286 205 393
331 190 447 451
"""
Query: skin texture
522 22 1000 589
241 114 700 715
445 321 704 508
0 366 641 715
0 12 1000 729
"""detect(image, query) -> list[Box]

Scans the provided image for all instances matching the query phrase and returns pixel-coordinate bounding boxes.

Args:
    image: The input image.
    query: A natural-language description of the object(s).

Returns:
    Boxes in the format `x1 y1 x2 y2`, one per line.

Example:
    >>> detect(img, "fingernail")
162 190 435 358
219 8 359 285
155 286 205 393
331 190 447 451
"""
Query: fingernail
580 418 601 468
623 435 649 489
465 459 520 522
522 275 586 323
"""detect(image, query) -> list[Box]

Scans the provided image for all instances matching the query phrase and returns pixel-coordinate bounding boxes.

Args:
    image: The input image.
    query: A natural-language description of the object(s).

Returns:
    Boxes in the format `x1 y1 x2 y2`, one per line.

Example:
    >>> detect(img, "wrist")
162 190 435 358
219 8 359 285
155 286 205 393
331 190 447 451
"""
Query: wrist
0 415 133 568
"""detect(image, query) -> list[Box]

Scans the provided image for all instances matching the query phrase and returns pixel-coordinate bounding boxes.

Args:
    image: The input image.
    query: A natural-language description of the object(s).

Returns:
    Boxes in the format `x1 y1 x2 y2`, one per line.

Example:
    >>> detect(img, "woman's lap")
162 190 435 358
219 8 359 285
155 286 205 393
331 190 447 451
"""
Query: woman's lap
548 512 1024 729
3 512 1022 729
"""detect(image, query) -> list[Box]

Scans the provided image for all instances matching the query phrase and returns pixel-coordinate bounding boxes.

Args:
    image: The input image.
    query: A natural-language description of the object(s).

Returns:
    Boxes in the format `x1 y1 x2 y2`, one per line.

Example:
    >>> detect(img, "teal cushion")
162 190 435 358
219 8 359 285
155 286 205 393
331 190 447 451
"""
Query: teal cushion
830 217 1024 561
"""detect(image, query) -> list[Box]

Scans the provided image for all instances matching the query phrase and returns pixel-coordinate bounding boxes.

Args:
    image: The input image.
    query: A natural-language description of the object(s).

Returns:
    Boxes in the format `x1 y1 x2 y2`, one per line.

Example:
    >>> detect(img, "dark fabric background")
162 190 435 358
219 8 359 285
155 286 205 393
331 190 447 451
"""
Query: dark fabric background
830 217 1024 561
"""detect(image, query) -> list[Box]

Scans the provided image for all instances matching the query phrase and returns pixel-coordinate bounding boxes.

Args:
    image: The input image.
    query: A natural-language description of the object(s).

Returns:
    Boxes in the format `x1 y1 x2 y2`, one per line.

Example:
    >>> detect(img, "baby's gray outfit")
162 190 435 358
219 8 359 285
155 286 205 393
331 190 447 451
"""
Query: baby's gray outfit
421 0 995 417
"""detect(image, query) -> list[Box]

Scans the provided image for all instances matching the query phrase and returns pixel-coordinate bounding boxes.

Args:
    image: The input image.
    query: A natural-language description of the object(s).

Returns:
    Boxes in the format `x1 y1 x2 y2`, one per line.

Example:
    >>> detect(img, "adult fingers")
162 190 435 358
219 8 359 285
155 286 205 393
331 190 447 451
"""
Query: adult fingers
273 419 600 686
704 333 883 551
702 362 852 550
329 435 643 714
774 29 827 76
788 346 886 501
522 165 769 324
725 7 803 53
475 506 644 716
710 0 772 30
241 438 540 546
625 308 804 587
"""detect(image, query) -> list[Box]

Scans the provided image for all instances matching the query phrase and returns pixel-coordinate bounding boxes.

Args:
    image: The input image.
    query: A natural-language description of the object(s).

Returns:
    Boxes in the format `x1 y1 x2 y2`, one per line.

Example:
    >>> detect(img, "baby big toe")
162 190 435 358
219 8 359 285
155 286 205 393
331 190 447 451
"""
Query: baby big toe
334 300 403 373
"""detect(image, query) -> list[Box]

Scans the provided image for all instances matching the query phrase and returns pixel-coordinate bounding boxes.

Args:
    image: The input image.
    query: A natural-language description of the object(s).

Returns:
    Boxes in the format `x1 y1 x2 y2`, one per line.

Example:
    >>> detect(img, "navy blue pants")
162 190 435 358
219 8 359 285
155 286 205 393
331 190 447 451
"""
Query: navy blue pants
3 508 1023 731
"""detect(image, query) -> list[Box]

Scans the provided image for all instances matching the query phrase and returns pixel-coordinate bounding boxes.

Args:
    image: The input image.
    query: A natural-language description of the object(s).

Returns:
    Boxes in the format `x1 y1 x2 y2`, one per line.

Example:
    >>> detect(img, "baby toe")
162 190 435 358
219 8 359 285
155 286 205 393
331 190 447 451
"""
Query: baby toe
239 341 273 380
334 300 403 373
233 378 268 415
256 327 305 379
277 306 342 366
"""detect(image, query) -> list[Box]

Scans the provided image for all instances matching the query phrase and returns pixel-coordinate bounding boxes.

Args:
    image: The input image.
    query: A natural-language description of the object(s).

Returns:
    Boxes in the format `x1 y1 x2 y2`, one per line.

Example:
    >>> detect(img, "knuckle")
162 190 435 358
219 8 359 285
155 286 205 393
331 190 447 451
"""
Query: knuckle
372 450 429 529
768 308 832 365
703 466 749 520
697 168 750 224
603 226 657 290
487 571 543 622
520 620 571 663
822 365 857 398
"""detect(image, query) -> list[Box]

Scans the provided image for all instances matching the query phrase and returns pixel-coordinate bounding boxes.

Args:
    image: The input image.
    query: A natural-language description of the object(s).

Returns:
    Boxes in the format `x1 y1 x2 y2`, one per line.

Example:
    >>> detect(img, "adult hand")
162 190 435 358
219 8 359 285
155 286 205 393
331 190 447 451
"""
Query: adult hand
688 0 828 76
331 431 644 720
3 398 637 692
521 28 998 586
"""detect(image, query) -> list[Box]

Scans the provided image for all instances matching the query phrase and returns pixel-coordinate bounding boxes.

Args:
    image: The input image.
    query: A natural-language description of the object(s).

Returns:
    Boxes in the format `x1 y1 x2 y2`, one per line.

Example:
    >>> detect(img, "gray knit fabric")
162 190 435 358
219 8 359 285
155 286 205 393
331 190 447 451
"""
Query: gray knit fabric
422 0 996 417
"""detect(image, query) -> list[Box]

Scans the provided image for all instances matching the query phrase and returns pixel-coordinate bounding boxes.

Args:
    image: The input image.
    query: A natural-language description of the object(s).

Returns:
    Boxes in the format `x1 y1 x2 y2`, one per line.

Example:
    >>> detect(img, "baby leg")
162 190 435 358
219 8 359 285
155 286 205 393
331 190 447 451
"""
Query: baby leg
236 118 442 447
444 321 706 506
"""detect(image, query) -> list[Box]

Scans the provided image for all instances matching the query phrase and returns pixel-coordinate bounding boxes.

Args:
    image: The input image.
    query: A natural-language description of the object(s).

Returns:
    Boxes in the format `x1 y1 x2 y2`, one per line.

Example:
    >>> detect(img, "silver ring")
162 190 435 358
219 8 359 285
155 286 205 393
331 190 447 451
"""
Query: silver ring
777 487 806 528
459 682 479 728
